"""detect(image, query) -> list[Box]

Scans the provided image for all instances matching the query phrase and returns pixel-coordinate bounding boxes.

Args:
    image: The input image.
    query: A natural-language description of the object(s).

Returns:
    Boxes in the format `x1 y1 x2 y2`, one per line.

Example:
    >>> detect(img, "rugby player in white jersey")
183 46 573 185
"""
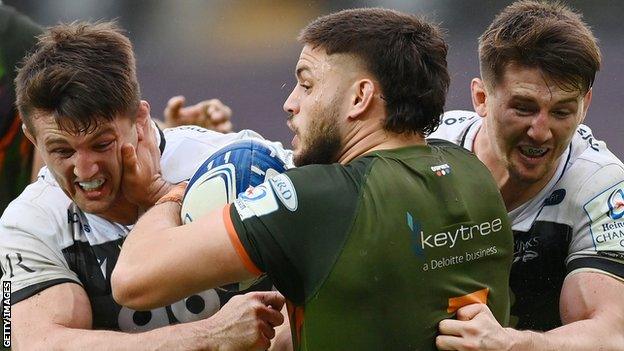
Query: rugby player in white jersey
0 21 287 350
432 1 624 350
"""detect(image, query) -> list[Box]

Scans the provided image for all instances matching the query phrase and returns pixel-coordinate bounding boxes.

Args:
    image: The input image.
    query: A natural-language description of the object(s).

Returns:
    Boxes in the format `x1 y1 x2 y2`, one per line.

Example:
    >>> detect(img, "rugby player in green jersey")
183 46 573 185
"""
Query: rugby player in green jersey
113 8 514 350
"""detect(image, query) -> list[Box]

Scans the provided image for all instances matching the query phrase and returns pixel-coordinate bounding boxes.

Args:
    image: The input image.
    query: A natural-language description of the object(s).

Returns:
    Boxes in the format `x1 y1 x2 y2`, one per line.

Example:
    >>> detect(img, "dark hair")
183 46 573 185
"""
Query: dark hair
479 0 601 93
299 8 449 136
15 21 140 135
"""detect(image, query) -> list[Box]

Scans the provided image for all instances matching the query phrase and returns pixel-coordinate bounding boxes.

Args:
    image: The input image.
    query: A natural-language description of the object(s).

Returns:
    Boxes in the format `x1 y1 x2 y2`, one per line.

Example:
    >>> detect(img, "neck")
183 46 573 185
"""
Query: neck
473 126 557 211
337 120 426 164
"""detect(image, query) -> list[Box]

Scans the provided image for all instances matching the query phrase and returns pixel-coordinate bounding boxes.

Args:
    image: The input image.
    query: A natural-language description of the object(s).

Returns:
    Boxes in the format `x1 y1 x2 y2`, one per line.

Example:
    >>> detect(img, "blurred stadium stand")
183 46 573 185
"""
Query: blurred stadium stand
5 0 623 155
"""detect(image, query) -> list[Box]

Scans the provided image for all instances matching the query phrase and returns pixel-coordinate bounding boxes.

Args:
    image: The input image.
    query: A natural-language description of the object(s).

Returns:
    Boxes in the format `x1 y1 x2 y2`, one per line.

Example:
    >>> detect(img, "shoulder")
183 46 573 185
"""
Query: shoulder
428 110 481 145
285 158 373 191
559 125 624 200
1 168 72 245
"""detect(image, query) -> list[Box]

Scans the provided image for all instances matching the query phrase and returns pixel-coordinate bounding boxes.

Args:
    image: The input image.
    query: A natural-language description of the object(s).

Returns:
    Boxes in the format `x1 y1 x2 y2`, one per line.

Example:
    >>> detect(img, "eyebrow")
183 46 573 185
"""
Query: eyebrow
510 95 579 105
296 66 314 80
44 126 116 148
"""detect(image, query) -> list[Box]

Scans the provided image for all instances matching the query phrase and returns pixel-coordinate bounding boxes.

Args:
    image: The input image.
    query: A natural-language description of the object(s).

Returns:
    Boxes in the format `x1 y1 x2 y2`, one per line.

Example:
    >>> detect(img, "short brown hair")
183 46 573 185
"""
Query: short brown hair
479 0 601 93
15 21 140 135
299 8 449 136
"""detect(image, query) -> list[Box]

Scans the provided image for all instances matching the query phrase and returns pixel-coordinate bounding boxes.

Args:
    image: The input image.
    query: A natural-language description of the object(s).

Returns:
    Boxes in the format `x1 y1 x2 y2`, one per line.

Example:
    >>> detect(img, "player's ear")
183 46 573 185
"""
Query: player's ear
580 88 592 124
135 100 151 140
22 123 37 146
348 79 375 120
471 78 488 118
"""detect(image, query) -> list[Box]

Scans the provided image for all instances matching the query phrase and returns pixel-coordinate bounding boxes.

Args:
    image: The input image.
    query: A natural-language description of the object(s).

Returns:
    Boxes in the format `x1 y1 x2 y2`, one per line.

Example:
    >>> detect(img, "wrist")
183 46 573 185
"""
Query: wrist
505 327 537 351
155 182 187 206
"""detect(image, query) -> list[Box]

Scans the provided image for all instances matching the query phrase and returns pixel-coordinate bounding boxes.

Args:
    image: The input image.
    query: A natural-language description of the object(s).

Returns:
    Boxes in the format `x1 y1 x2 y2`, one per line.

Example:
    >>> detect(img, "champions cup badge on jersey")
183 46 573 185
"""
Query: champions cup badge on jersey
239 185 268 201
584 181 624 253
607 189 624 220
431 163 451 176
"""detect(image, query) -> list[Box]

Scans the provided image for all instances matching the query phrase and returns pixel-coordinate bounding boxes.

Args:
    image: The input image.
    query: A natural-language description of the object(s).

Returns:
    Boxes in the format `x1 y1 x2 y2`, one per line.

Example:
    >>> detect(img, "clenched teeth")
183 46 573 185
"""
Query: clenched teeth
519 146 547 157
78 179 104 190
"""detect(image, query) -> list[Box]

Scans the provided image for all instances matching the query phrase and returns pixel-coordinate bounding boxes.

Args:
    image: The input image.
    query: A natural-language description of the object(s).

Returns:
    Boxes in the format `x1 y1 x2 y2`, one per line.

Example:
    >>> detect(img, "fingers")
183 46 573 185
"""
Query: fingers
256 291 286 311
438 318 468 337
164 95 186 124
215 121 233 133
205 99 231 123
456 303 488 321
121 143 138 173
203 99 233 132
262 304 286 328
435 334 464 351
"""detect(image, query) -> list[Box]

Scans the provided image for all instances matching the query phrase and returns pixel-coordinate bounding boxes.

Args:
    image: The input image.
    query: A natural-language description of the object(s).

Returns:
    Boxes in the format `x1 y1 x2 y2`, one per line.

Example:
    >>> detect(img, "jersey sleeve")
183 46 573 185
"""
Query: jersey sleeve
224 162 369 304
0 201 80 303
566 163 624 278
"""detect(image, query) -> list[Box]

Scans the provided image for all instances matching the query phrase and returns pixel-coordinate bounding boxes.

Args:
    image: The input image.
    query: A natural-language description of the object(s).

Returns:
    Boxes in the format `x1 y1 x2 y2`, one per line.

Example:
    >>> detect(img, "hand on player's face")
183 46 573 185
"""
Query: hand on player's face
203 291 286 351
164 95 233 133
436 303 513 351
120 101 167 209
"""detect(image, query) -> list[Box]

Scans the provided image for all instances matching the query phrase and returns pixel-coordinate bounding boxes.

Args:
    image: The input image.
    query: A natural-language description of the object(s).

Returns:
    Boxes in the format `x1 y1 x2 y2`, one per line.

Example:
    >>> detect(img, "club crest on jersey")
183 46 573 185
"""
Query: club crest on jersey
269 174 298 211
607 189 624 220
431 163 451 176
584 181 624 252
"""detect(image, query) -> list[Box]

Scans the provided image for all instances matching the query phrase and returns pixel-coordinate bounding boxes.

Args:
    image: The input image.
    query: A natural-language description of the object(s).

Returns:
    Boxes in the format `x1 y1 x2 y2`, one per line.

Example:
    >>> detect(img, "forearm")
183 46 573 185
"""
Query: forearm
113 201 182 308
119 201 181 268
509 318 624 351
18 320 216 351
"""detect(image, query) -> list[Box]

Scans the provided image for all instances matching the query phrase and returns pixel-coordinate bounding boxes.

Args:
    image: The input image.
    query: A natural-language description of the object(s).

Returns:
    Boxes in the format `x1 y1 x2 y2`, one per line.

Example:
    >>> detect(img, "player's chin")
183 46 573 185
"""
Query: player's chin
510 162 551 184
73 194 116 214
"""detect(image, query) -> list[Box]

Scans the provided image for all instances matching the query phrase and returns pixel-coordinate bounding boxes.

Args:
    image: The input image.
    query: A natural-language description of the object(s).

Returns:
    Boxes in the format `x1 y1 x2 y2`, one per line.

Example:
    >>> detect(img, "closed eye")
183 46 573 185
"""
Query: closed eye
51 148 74 158
94 140 114 151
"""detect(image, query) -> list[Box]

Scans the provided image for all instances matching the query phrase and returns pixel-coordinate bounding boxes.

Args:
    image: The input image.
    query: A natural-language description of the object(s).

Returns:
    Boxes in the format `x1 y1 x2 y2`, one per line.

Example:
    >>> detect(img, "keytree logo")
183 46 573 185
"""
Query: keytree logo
406 212 424 257
2 281 10 348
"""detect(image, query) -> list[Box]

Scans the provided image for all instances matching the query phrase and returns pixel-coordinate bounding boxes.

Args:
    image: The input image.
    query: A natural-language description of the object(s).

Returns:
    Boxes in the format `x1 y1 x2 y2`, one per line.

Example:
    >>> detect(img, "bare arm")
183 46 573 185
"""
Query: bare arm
13 282 285 351
12 283 209 351
436 272 624 351
512 272 624 350
112 196 255 310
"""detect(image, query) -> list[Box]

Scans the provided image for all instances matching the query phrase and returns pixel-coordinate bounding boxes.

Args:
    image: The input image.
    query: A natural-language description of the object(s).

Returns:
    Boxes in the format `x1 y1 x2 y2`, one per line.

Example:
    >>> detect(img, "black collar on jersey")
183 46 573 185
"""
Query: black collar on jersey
156 123 166 155
460 119 481 149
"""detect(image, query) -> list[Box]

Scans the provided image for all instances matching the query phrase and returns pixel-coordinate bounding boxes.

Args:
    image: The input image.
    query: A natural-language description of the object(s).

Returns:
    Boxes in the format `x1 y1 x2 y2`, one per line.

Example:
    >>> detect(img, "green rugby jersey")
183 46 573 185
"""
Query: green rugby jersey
227 139 513 350
0 5 42 213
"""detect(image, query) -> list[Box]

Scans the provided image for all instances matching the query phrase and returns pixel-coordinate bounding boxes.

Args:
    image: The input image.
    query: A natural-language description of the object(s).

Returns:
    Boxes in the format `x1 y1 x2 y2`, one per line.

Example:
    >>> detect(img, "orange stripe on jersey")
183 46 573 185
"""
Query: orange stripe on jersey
447 288 489 313
222 203 263 276
286 299 305 350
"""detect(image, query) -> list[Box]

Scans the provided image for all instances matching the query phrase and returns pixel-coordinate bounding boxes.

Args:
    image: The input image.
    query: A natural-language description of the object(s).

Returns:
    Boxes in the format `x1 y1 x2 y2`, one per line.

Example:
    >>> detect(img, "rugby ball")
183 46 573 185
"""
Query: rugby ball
181 139 288 224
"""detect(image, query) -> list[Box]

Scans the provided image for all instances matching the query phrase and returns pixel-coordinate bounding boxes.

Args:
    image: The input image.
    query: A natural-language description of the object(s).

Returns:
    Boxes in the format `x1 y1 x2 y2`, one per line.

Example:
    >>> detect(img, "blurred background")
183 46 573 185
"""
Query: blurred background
6 0 623 154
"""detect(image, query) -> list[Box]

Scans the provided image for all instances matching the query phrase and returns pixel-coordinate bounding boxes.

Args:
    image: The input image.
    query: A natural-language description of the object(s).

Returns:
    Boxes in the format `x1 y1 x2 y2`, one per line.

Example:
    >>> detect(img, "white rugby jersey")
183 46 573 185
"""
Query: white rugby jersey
0 125 292 331
429 110 624 330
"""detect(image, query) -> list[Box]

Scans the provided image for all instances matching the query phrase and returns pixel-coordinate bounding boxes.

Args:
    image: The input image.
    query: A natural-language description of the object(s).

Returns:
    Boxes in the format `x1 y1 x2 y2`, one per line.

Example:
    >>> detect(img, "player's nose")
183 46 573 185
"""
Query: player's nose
73 151 99 180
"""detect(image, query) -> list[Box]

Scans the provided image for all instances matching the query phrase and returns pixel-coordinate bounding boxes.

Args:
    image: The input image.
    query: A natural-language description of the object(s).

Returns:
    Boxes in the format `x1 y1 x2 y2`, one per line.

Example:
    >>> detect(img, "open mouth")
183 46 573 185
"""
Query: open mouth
77 178 106 192
518 145 548 158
